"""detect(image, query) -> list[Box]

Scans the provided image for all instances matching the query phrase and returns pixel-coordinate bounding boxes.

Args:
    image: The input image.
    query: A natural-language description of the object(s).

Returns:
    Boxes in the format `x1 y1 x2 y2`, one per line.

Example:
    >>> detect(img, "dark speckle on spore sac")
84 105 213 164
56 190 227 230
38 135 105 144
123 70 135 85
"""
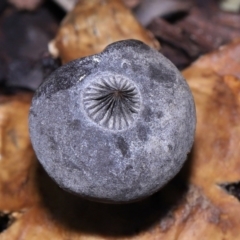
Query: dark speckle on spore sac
149 64 175 88
116 136 130 158
29 109 37 118
137 124 149 142
47 135 58 151
156 111 164 119
121 62 128 70
168 144 173 151
131 63 142 73
68 119 81 131
126 165 133 171
142 106 154 122
142 106 164 122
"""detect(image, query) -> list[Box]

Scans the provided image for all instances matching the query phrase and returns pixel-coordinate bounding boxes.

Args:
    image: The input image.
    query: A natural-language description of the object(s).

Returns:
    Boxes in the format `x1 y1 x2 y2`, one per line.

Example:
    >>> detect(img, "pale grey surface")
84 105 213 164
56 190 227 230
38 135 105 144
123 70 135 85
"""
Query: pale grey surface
29 40 196 203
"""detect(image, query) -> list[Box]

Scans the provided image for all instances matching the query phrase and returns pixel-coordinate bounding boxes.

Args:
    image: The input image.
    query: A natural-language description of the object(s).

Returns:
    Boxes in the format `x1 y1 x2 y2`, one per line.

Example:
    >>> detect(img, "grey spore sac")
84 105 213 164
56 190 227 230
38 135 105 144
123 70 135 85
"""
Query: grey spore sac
29 39 196 203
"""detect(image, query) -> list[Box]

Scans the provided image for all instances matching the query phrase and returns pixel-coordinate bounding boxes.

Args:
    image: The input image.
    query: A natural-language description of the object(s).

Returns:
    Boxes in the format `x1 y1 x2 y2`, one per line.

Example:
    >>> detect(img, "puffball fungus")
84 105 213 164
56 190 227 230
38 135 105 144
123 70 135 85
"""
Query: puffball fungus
29 40 196 203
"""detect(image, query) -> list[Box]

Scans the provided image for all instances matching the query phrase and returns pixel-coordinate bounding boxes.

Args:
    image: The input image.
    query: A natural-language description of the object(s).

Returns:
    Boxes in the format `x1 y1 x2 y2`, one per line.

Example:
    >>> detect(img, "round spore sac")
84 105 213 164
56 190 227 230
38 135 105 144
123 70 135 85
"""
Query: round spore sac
29 39 196 203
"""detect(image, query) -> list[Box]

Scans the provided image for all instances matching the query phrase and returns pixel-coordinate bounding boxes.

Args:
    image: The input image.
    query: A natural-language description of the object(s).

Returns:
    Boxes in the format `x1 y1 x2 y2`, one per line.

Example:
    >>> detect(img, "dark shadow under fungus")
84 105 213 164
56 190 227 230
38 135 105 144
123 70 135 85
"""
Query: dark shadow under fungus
35 148 194 237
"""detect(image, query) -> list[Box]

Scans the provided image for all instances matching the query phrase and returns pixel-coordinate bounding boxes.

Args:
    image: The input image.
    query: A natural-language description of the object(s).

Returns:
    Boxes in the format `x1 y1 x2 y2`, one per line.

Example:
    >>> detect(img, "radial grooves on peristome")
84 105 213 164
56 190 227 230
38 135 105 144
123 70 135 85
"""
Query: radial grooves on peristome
83 76 141 130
